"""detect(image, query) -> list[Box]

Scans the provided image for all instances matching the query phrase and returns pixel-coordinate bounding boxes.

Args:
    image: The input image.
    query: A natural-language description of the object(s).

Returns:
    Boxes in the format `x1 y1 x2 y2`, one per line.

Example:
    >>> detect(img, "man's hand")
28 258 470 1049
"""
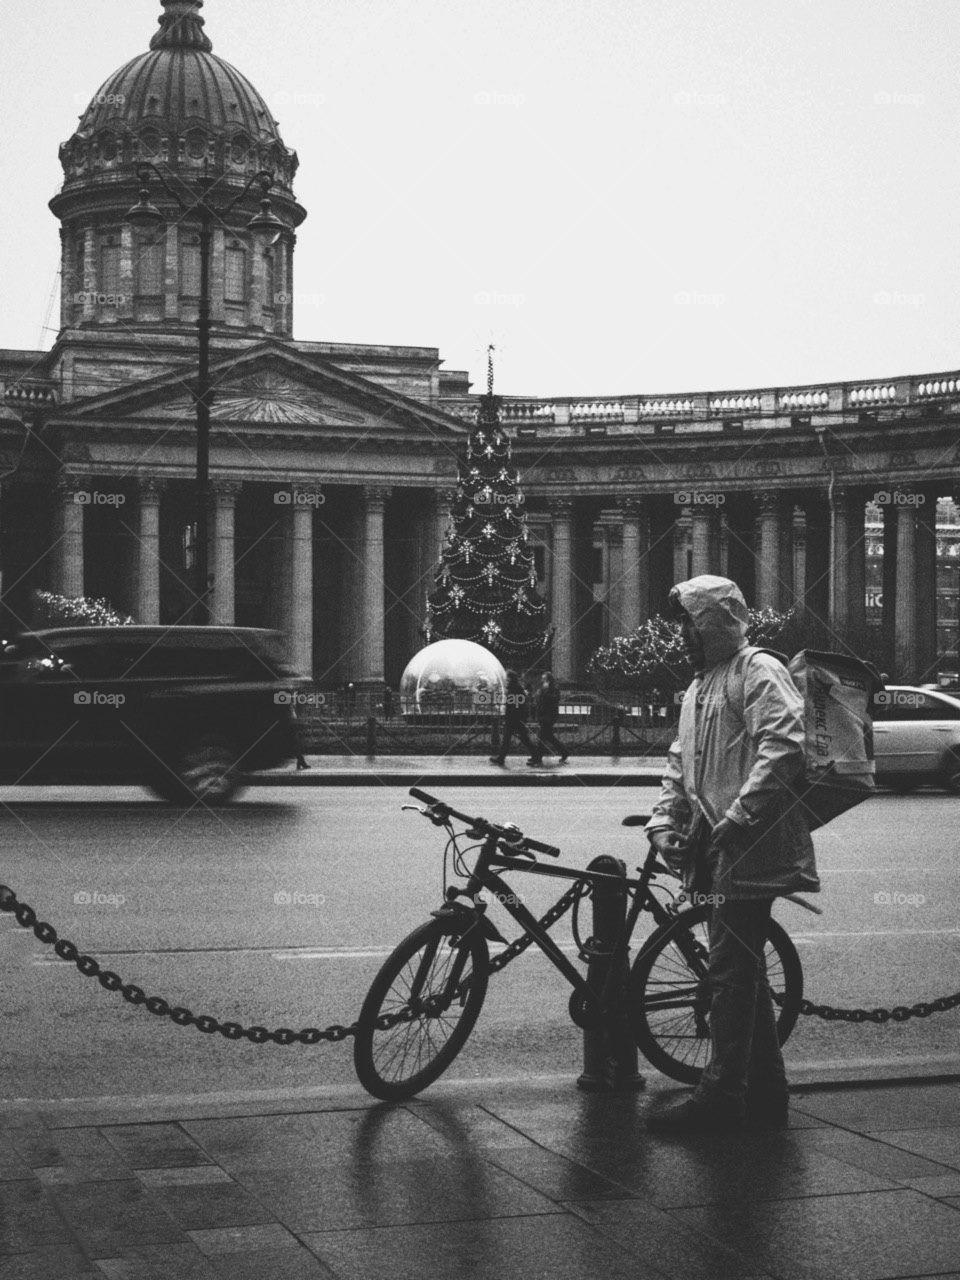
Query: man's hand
648 829 691 862
710 816 748 853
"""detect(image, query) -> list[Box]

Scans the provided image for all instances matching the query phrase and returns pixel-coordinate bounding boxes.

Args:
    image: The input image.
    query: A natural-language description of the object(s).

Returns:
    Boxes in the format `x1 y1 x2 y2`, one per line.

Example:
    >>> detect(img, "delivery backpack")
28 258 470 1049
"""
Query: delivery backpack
743 648 884 832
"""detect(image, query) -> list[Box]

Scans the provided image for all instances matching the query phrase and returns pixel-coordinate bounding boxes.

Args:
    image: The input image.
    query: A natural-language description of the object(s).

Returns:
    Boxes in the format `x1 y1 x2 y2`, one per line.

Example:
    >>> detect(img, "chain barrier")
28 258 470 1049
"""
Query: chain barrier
773 988 960 1024
6 880 959 1042
0 879 584 1045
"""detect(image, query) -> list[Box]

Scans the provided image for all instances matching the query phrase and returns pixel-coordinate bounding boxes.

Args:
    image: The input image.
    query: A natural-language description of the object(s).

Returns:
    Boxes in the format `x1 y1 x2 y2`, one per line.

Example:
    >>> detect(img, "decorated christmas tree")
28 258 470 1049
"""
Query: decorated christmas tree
425 349 550 665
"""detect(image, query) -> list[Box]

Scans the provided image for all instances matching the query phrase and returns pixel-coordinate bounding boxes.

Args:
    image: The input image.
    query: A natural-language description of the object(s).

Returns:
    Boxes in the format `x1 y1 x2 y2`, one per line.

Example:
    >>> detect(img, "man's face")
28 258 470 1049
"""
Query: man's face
679 611 706 667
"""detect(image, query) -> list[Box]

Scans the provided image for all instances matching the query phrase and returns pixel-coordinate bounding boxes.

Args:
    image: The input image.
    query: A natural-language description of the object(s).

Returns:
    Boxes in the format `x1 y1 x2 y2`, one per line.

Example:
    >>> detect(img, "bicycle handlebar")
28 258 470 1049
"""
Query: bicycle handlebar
407 787 561 858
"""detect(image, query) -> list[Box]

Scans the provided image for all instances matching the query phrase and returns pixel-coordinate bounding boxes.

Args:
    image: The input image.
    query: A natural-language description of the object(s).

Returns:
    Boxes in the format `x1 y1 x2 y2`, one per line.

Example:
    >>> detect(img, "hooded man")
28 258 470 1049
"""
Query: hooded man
645 575 818 1134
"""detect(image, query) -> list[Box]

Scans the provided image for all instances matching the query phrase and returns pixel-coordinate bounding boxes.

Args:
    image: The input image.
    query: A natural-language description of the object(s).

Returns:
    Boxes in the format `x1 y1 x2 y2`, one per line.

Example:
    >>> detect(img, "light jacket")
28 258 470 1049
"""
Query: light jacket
646 575 819 900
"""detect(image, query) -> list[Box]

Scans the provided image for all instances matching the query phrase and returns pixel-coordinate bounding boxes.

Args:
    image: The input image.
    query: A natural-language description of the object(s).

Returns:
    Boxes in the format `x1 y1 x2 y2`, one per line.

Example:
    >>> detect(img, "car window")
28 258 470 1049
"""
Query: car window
919 693 960 720
52 640 154 681
132 638 274 680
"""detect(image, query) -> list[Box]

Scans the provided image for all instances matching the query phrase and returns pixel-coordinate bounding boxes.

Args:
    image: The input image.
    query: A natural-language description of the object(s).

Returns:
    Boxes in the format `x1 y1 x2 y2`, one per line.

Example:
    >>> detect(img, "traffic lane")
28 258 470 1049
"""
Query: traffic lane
0 785 653 956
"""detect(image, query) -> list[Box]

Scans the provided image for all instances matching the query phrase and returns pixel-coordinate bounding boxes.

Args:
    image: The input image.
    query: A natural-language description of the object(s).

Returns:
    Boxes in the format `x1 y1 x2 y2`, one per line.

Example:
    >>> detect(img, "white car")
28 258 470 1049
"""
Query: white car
871 685 960 794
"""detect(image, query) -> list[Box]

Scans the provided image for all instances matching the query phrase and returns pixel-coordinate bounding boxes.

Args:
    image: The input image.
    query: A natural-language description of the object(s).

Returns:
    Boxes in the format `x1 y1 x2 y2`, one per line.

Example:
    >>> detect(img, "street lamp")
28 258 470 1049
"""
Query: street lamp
127 165 288 622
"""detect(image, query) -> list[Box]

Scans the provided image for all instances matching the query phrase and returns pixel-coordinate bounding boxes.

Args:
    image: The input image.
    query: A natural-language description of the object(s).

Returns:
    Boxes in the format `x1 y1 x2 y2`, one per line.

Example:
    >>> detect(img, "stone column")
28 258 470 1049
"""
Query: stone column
845 489 867 639
135 479 164 624
118 223 135 323
754 492 781 610
360 487 390 685
792 506 807 611
916 487 939 678
618 498 649 632
718 510 730 578
210 482 241 626
894 498 920 680
690 503 720 577
549 498 575 683
778 498 795 607
830 486 851 635
288 485 316 677
881 501 898 673
673 508 690 584
56 477 85 598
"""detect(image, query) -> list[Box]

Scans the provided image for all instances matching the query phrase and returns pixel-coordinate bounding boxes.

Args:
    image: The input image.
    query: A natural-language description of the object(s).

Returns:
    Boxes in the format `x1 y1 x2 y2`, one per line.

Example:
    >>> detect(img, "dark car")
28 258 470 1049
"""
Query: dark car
0 626 308 804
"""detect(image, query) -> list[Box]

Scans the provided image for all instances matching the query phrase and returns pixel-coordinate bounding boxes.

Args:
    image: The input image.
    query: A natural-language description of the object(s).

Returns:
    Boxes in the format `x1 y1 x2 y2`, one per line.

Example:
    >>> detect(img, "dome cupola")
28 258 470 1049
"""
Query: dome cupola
50 0 307 339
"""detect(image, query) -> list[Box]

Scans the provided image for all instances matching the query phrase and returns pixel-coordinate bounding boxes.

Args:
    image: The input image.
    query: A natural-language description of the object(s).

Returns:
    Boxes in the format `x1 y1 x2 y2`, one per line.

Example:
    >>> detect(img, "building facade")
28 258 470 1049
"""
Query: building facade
1 0 958 687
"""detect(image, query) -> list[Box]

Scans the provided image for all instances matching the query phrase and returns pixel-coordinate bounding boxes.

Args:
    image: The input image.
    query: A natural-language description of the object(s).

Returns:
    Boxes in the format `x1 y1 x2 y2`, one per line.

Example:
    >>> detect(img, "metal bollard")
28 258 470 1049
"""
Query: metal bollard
490 717 501 755
365 715 377 756
576 854 644 1092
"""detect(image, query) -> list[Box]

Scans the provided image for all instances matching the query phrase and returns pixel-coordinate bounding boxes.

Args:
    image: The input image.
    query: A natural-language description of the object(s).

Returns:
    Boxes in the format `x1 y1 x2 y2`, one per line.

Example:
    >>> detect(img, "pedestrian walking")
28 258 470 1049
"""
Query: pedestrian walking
528 672 568 764
645 575 819 1134
289 699 311 771
489 670 539 766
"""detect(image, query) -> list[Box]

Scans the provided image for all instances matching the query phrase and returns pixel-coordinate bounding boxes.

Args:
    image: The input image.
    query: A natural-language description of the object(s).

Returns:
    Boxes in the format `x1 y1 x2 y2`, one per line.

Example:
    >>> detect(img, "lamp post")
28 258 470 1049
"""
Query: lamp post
127 165 288 622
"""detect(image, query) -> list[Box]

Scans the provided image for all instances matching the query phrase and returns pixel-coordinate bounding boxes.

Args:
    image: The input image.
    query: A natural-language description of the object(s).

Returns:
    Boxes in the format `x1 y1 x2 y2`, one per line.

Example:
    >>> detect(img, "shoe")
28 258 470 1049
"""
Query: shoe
526 758 543 767
559 755 568 763
646 1097 744 1135
489 757 506 765
296 760 311 771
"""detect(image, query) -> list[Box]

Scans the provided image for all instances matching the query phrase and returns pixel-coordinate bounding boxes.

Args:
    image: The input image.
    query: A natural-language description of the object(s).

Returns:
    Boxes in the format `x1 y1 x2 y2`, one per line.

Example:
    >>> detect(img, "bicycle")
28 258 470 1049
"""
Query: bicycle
353 788 806 1101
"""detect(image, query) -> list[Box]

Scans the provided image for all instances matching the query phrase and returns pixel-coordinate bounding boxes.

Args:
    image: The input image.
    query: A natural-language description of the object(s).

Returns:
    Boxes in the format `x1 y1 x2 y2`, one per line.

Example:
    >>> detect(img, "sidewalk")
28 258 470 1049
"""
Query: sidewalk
3 1074 960 1278
253 754 669 787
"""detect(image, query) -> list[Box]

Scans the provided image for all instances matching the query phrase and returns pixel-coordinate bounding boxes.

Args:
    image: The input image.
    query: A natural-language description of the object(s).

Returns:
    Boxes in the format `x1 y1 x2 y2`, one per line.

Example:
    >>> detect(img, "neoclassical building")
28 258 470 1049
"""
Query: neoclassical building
1 0 957 687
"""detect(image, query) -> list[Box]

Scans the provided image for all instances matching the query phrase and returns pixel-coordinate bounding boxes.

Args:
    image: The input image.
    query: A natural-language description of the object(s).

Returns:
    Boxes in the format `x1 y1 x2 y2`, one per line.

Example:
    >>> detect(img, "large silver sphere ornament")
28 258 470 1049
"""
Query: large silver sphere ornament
399 640 507 715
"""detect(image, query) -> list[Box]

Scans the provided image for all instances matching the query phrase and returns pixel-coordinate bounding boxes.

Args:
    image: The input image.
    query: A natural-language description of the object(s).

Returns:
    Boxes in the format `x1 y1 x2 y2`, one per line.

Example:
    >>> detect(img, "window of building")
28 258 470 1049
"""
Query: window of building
225 242 246 302
181 239 201 297
136 233 164 296
263 250 275 309
99 238 120 296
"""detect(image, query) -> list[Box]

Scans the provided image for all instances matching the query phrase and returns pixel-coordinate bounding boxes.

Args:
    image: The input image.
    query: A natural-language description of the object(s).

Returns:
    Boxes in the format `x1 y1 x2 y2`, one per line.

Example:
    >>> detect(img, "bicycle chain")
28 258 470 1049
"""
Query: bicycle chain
0 880 585 1045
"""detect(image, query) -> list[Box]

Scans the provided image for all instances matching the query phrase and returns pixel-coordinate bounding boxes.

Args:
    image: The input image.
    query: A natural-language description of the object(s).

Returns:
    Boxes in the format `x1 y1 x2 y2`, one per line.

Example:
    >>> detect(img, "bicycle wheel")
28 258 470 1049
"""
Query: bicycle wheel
628 904 803 1085
354 918 489 1101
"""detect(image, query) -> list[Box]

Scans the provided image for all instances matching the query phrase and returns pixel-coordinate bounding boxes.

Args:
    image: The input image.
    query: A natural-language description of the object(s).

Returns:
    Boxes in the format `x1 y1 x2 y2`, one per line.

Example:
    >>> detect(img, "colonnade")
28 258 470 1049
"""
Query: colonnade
48 476 954 685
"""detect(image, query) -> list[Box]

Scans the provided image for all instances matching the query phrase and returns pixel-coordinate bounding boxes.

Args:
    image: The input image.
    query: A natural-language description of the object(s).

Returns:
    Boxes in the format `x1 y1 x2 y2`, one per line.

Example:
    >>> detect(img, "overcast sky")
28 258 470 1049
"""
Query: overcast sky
2 0 958 397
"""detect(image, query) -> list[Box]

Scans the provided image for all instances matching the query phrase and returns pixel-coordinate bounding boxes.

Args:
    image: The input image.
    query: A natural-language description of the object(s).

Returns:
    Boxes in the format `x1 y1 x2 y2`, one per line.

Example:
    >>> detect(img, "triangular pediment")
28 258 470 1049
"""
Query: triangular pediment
60 340 465 437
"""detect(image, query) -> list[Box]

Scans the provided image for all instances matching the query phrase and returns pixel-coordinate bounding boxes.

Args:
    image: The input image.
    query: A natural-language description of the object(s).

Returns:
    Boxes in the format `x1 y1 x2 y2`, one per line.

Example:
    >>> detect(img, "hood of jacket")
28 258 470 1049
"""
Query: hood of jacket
673 575 749 669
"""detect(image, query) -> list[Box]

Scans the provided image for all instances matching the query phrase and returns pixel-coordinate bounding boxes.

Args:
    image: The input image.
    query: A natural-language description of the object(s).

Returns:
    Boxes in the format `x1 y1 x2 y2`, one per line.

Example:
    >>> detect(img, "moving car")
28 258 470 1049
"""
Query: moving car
871 685 960 794
0 626 307 803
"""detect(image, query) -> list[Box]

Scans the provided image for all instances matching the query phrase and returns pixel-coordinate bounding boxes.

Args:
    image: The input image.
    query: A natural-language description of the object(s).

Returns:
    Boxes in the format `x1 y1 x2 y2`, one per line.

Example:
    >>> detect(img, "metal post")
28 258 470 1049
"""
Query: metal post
194 202 213 624
365 715 377 757
490 716 501 755
611 707 622 756
576 855 644 1092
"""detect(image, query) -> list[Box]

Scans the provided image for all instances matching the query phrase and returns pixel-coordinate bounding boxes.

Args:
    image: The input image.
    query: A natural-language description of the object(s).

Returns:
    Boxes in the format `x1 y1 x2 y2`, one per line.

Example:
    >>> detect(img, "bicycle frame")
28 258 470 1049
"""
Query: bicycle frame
443 834 681 1015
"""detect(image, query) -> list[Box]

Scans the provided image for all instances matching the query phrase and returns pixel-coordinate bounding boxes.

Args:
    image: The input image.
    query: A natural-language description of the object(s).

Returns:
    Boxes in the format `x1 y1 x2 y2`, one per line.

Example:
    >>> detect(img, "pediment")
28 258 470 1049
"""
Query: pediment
61 341 464 437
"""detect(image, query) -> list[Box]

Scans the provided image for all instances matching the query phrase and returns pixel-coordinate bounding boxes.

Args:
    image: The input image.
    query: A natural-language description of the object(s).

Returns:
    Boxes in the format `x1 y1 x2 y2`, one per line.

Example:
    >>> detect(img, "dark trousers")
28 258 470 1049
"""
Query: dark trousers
497 720 537 759
692 896 787 1115
532 719 565 759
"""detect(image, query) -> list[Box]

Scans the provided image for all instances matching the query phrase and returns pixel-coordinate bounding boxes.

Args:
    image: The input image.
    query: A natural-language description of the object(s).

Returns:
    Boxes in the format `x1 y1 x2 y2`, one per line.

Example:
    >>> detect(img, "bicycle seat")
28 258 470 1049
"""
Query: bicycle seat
621 814 650 827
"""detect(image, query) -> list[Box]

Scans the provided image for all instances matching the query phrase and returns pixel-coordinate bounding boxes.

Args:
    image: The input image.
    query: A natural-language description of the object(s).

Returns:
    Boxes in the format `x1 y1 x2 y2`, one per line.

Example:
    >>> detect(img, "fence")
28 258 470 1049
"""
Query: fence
295 691 679 757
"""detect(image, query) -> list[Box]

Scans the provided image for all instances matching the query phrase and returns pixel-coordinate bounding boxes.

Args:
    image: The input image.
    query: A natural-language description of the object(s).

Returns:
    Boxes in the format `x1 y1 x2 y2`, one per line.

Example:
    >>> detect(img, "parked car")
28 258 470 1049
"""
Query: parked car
0 626 307 804
871 685 960 794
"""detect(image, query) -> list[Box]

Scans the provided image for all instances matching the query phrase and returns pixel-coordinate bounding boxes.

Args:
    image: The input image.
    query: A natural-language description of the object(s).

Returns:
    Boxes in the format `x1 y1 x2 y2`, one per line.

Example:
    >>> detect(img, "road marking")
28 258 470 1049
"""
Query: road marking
792 929 960 941
32 940 590 967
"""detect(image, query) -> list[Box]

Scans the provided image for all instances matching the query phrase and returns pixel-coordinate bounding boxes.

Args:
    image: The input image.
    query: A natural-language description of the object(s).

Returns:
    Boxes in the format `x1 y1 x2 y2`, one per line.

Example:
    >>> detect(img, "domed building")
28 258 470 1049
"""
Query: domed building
0 0 957 690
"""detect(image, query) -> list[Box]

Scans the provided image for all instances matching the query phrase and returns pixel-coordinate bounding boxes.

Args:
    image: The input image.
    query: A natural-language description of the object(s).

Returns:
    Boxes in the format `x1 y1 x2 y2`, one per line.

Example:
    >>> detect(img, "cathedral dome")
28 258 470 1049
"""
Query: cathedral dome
54 0 300 195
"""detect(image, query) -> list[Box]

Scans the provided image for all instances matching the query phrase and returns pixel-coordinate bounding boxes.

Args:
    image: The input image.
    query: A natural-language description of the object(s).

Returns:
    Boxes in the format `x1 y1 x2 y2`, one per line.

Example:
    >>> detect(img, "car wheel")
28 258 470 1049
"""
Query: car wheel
940 749 960 796
150 736 244 805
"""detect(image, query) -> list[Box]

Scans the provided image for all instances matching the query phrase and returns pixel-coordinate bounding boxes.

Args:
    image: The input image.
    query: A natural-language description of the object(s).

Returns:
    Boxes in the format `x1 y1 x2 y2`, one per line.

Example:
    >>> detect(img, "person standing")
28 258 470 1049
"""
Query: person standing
489 670 539 766
528 672 568 764
645 575 818 1134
